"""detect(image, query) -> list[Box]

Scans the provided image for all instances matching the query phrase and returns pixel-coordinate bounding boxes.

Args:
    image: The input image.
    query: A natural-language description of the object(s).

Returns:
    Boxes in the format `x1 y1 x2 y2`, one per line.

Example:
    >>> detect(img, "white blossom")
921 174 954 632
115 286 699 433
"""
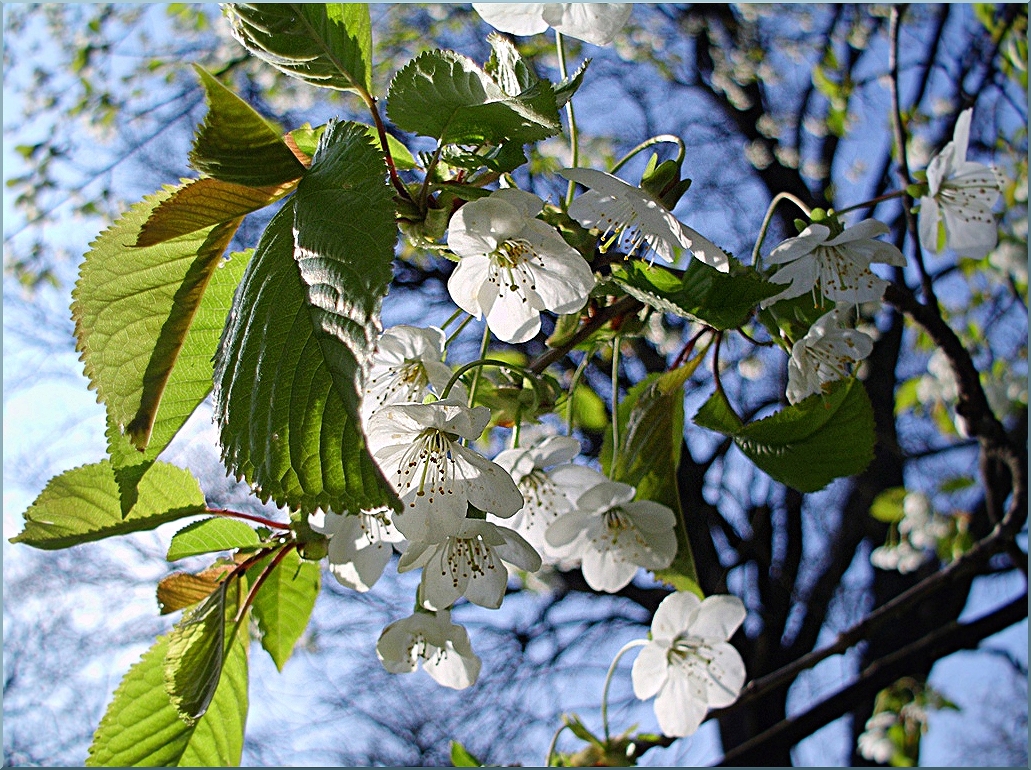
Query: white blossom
376 609 481 689
491 435 607 562
309 508 405 593
919 108 1002 258
361 325 456 421
365 400 525 542
545 480 676 592
447 188 595 343
631 592 747 737
559 167 730 271
898 492 950 550
472 3 632 46
762 219 907 307
857 711 898 764
786 308 874 404
398 519 542 610
870 539 926 574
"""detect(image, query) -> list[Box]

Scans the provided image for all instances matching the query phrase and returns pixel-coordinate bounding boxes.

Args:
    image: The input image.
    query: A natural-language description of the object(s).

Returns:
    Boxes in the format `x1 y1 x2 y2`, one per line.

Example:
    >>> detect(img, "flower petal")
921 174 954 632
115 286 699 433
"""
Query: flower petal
691 595 747 641
631 642 670 700
654 675 708 737
651 591 702 640
472 3 548 36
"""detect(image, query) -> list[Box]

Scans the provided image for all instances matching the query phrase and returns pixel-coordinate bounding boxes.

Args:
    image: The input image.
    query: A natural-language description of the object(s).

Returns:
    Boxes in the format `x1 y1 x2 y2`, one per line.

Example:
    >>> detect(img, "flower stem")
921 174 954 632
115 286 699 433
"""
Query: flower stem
444 313 474 348
566 350 592 434
609 336 621 480
545 722 571 766
751 191 813 267
206 508 291 530
556 31 581 210
610 134 686 176
234 543 296 623
833 189 910 217
465 323 492 408
601 639 649 742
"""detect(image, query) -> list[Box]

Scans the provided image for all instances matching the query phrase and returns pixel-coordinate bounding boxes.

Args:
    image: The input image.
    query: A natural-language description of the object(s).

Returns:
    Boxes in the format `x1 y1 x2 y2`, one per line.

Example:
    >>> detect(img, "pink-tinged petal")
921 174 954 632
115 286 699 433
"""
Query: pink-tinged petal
690 595 747 641
448 255 491 317
654 675 708 737
582 545 638 592
472 3 548 35
766 225 831 264
652 591 702 640
700 641 746 707
631 642 670 700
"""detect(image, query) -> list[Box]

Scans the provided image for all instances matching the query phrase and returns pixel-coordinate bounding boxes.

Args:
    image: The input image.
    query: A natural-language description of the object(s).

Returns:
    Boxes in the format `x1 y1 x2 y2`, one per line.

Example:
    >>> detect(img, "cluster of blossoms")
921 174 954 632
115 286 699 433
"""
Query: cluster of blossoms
870 491 957 574
309 3 1003 742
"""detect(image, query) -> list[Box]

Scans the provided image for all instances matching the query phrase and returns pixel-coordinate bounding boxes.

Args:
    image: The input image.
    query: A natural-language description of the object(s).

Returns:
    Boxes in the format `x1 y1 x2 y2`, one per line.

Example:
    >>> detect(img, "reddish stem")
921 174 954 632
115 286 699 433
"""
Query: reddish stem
207 508 291 530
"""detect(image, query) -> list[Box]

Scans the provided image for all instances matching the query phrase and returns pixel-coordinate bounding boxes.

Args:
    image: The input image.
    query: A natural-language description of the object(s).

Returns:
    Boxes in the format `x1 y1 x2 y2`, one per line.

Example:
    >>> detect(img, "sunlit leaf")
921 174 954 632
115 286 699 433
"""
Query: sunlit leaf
157 568 231 615
247 547 320 671
224 3 373 93
387 49 560 146
10 460 207 550
189 64 306 187
86 588 248 766
165 582 231 723
167 517 262 561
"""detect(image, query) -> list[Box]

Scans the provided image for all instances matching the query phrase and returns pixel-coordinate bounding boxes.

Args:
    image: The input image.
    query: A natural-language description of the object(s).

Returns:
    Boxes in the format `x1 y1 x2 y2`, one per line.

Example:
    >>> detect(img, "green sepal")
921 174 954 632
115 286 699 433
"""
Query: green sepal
10 460 207 550
694 378 876 493
86 592 248 766
246 547 321 671
167 517 263 561
223 3 373 93
189 64 306 186
869 487 907 523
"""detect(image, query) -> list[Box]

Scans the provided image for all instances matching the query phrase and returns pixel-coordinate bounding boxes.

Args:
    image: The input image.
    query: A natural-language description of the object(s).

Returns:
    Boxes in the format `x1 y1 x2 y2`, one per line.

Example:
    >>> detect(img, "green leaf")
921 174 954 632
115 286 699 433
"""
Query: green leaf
387 49 561 146
104 249 251 514
758 290 833 346
290 122 417 171
247 548 320 671
10 460 207 550
87 588 248 766
694 378 876 493
157 569 229 615
602 361 704 596
214 122 399 515
869 487 907 523
189 64 306 186
137 177 294 247
72 185 241 451
610 257 781 331
167 517 262 561
450 740 484 767
165 582 230 723
224 3 373 93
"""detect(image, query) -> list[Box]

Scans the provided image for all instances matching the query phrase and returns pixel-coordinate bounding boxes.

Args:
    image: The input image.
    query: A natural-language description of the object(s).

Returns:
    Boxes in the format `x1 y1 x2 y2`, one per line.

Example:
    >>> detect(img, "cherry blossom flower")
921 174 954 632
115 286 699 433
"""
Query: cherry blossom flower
309 508 405 593
559 167 730 271
491 434 607 562
361 325 456 422
471 3 632 46
870 539 926 574
376 609 481 689
630 592 747 737
786 308 874 404
447 188 595 344
919 108 1002 258
898 492 950 550
365 400 525 542
398 519 542 610
857 711 898 764
762 219 907 307
545 480 676 592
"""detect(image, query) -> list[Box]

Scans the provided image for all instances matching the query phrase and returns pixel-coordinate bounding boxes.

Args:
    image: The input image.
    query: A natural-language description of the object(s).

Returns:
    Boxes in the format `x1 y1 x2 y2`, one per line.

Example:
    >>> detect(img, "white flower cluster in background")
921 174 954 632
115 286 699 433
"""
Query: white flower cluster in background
870 491 955 574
